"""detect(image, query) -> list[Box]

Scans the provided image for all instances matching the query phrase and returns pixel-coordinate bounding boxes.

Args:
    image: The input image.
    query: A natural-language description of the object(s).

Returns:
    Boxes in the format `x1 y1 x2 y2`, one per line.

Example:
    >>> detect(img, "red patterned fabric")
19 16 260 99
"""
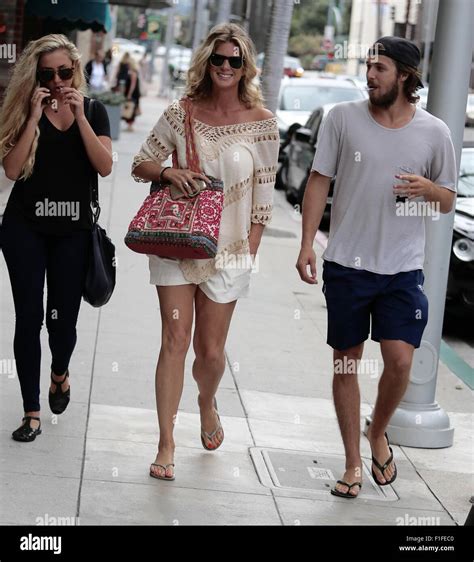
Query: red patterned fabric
125 98 224 259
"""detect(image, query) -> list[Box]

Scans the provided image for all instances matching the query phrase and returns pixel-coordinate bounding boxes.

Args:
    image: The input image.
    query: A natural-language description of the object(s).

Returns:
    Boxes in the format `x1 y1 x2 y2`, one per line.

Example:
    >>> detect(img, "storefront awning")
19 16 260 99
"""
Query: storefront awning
25 0 112 33
109 1 172 7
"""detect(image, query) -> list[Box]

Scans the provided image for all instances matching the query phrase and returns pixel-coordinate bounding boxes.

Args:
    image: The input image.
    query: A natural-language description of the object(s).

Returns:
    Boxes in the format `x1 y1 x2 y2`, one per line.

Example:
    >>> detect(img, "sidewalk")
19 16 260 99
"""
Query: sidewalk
0 82 472 527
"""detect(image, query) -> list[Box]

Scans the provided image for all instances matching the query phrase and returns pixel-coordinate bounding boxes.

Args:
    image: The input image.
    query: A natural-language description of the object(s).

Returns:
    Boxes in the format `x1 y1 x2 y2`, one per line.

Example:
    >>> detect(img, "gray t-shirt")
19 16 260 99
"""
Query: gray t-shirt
311 100 457 274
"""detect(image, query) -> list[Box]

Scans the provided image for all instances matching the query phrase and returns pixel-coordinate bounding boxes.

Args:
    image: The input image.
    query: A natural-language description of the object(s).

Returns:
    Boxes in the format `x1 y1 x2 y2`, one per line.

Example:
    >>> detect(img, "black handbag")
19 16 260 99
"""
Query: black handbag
83 98 116 307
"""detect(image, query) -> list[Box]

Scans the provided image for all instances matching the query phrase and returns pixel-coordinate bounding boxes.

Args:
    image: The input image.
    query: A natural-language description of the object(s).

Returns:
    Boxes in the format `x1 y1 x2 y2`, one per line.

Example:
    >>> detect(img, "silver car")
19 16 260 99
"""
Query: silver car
276 77 366 142
466 93 474 126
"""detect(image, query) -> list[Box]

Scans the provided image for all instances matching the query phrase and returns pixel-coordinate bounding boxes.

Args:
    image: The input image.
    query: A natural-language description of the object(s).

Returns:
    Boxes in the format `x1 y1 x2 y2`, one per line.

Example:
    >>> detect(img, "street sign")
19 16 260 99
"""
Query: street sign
147 15 161 40
323 38 333 51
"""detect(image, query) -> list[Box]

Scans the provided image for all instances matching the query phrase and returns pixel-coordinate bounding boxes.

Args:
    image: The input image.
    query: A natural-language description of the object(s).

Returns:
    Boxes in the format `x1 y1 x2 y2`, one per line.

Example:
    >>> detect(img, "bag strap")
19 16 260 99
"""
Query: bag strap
86 98 100 224
173 97 202 174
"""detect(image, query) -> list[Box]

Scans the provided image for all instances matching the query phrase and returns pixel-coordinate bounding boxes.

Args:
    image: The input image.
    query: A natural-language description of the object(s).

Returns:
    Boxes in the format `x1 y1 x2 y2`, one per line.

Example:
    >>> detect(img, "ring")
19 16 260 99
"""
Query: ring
183 182 190 189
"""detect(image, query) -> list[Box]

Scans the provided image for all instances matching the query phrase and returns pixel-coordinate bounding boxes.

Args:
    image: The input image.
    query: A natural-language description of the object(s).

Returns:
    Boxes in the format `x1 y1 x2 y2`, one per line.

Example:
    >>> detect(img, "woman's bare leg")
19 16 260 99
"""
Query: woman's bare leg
151 284 196 478
192 288 237 448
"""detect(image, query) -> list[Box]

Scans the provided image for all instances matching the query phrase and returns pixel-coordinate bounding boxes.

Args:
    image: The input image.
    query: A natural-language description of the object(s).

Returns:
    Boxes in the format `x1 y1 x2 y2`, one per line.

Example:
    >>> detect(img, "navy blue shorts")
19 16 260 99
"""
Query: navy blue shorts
322 261 428 351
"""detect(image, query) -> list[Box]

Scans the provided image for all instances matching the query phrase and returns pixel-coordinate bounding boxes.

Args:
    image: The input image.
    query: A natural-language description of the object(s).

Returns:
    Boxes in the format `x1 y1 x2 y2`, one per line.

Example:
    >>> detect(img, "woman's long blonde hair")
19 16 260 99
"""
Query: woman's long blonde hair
185 23 263 108
120 52 138 71
0 34 87 180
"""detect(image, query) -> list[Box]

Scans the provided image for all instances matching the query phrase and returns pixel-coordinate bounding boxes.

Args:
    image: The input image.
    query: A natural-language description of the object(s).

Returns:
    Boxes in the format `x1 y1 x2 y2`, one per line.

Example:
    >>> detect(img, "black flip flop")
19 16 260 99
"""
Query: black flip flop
371 432 397 486
330 480 362 499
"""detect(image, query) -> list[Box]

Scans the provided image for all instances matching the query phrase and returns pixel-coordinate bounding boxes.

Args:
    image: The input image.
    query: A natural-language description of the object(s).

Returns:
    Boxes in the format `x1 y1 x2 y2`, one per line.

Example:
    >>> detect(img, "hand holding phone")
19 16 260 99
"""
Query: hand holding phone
169 178 207 200
30 85 51 123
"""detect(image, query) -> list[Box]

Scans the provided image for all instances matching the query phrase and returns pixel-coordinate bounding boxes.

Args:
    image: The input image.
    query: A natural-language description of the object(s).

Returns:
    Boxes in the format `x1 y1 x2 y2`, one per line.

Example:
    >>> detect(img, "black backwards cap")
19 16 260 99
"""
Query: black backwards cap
368 36 424 88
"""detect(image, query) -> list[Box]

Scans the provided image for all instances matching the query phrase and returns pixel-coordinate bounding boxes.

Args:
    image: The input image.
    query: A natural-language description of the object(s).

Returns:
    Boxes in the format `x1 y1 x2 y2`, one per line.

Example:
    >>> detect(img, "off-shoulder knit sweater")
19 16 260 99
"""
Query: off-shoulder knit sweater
131 99 280 284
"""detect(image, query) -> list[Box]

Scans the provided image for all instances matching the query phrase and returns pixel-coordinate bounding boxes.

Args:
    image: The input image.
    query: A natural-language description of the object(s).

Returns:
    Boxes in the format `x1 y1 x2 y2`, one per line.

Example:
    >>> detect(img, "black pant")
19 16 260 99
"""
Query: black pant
2 210 90 412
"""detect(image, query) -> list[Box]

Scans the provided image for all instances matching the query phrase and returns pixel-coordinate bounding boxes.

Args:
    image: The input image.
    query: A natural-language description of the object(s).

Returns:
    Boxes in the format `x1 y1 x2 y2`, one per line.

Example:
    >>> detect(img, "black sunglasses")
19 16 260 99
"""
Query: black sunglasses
37 67 74 83
209 53 243 69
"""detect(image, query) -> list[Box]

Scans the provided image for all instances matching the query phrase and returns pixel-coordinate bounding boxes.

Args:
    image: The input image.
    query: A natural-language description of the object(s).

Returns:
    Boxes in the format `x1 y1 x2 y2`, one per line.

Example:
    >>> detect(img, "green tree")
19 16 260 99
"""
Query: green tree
290 0 352 39
289 0 353 67
288 33 323 68
290 0 330 37
116 6 144 40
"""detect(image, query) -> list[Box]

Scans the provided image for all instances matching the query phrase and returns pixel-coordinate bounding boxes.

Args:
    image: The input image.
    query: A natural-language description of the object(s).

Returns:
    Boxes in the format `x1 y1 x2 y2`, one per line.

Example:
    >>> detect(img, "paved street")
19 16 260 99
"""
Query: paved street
0 80 472 527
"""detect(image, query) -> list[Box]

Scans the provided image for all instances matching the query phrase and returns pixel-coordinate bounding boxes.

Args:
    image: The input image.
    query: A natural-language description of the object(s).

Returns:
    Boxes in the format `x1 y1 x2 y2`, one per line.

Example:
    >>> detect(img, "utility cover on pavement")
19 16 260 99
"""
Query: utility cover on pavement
250 447 398 501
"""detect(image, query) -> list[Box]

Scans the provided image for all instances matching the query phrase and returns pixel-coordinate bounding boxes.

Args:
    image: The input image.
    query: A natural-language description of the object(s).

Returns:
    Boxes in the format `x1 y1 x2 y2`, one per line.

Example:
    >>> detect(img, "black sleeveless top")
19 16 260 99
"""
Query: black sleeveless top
6 97 110 234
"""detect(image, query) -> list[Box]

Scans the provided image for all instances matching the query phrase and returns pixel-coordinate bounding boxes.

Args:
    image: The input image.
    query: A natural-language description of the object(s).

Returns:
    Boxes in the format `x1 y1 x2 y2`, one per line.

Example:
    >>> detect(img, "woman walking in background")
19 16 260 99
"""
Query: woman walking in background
0 34 112 442
131 23 279 481
85 50 109 93
115 52 141 132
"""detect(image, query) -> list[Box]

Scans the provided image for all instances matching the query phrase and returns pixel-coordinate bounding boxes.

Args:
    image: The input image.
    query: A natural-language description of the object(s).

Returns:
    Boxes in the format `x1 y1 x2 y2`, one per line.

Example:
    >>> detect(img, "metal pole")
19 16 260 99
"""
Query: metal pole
376 0 382 40
421 0 438 85
357 0 364 76
367 0 473 448
192 0 206 50
243 0 252 32
325 0 335 44
405 0 412 39
216 0 232 24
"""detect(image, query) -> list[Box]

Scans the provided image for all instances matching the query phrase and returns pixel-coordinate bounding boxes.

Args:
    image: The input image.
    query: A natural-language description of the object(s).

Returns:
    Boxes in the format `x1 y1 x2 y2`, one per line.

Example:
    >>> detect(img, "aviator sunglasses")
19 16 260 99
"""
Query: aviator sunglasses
209 53 243 69
36 67 74 83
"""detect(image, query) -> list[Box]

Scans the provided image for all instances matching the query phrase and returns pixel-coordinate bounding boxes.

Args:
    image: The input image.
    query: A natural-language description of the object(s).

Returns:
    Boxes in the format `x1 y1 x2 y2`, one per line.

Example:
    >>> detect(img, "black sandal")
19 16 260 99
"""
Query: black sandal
49 370 70 414
371 432 398 486
12 416 42 442
330 480 362 499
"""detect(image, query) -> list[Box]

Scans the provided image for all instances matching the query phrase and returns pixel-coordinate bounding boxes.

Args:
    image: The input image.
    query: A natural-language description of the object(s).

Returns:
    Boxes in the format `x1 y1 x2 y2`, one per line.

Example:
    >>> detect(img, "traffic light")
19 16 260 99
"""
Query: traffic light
390 6 396 20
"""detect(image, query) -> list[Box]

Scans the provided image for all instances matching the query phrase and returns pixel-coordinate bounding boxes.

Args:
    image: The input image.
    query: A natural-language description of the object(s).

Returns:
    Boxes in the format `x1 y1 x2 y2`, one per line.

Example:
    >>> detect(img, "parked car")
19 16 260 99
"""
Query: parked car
277 103 336 221
328 73 367 93
276 77 366 146
417 87 429 109
416 87 474 120
466 93 474 126
256 53 304 78
168 50 192 84
446 143 474 316
283 56 305 78
111 37 146 62
311 54 331 71
156 44 191 59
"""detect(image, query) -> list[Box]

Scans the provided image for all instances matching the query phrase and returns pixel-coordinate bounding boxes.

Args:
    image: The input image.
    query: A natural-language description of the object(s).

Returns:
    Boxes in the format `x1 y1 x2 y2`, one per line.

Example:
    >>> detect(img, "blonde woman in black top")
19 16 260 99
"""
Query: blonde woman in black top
0 34 112 442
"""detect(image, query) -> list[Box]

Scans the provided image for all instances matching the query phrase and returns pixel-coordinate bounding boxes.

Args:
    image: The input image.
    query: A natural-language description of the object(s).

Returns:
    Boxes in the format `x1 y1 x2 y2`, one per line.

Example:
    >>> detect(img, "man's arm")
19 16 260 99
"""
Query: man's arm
296 171 332 284
394 174 455 214
422 183 456 214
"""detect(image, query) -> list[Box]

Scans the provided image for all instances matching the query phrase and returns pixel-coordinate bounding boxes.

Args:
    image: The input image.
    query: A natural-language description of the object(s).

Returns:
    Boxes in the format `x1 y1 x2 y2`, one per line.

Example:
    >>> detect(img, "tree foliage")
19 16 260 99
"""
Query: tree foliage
288 0 353 67
290 0 331 37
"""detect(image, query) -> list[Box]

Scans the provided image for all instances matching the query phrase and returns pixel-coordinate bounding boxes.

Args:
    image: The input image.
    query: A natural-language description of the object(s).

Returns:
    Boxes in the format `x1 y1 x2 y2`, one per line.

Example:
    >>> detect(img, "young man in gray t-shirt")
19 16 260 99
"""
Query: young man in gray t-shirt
296 36 457 498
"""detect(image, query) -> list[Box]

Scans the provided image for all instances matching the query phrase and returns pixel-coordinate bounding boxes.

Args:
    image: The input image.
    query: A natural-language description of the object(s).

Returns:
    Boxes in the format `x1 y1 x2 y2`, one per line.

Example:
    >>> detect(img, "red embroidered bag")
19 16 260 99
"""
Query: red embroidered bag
124 98 224 259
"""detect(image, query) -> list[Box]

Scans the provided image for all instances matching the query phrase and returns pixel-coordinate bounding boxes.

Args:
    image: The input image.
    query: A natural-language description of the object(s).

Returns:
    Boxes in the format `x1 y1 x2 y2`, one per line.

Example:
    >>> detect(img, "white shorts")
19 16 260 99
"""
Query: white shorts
148 255 251 304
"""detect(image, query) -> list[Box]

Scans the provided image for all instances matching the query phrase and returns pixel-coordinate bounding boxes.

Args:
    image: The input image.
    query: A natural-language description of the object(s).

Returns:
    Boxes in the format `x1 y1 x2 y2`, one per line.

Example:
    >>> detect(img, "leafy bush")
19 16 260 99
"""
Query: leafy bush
288 34 324 68
89 90 126 106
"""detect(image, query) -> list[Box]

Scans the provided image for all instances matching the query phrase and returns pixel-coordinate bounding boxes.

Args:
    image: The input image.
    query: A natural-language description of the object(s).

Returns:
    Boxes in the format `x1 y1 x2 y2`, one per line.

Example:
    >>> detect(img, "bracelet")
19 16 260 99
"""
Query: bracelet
159 166 171 184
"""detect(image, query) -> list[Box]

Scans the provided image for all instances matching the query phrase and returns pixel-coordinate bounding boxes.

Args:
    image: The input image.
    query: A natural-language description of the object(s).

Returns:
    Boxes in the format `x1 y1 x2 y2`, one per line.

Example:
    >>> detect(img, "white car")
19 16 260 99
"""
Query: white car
112 38 146 62
417 87 429 109
276 77 366 140
168 51 192 83
333 74 369 97
156 44 192 59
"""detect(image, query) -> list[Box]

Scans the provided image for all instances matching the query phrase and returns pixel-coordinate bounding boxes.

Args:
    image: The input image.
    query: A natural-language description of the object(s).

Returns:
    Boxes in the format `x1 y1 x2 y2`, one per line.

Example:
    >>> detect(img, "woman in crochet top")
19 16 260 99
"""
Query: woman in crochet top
132 23 279 481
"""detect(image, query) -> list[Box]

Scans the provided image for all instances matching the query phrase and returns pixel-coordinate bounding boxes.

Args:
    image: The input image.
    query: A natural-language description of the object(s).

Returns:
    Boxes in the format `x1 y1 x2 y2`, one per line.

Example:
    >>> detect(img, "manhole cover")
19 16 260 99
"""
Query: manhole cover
250 447 398 501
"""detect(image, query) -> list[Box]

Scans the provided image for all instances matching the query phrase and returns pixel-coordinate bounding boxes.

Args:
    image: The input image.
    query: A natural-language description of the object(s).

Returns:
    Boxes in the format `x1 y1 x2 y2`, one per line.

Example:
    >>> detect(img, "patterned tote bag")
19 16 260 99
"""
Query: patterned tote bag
124 98 224 259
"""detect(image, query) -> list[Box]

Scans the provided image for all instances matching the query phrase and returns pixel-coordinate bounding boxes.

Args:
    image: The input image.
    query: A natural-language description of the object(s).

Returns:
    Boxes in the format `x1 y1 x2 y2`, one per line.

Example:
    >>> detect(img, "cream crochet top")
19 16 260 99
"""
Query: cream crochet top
131 99 280 284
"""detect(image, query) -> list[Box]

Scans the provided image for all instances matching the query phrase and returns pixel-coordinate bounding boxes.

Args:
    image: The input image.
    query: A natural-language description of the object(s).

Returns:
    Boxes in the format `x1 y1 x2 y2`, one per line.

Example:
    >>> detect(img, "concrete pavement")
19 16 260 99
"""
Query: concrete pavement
0 82 472 528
